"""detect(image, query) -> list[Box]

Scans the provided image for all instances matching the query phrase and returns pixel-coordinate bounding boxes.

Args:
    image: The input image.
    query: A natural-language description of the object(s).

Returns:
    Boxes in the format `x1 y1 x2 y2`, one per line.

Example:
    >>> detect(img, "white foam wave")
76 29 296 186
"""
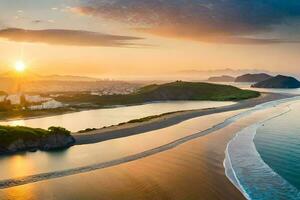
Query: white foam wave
224 97 300 200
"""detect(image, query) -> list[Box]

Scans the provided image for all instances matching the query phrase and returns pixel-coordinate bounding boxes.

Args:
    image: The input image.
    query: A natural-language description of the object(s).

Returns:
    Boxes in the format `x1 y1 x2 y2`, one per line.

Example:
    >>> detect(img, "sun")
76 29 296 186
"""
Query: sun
15 61 26 72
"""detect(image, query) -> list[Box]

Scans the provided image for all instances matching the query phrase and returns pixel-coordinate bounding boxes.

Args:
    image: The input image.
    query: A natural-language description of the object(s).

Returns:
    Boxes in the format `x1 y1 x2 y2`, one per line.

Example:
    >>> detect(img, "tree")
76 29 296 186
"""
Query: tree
48 126 71 135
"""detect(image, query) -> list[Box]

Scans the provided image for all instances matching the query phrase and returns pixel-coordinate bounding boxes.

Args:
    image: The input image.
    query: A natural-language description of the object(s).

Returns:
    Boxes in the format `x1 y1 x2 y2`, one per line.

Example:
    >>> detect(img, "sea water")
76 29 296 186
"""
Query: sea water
225 98 300 199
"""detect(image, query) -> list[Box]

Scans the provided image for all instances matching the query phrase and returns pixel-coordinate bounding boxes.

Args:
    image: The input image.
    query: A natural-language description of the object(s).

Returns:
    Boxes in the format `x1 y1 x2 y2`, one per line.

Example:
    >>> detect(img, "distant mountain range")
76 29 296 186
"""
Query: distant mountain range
234 73 273 83
0 70 101 82
176 68 300 81
207 75 235 82
207 72 300 89
0 71 139 93
206 73 273 83
175 68 273 78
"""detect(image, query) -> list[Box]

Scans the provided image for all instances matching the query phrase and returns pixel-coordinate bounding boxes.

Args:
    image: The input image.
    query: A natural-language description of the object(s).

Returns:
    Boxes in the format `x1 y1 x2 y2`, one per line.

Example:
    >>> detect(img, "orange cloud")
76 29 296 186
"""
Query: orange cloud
0 28 144 47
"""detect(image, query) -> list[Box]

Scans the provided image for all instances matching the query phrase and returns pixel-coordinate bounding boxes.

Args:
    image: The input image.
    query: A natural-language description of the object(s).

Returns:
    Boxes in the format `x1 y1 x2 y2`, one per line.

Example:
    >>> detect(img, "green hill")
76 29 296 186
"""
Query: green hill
56 81 260 106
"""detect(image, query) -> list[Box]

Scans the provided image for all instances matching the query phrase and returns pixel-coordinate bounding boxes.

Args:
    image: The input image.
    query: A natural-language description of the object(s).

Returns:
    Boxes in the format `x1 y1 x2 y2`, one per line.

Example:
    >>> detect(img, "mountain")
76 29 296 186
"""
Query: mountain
235 73 273 83
207 75 235 82
0 70 100 82
252 75 300 89
40 75 100 82
177 68 271 76
0 71 114 92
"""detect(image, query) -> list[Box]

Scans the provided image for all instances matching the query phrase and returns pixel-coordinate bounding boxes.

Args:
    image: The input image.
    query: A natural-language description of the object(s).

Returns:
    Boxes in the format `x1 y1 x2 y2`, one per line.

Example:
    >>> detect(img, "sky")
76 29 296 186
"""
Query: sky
0 0 300 79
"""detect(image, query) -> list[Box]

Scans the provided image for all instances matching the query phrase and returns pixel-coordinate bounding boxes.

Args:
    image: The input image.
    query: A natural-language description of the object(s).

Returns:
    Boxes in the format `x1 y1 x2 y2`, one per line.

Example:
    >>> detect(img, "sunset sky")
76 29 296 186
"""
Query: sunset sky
1 0 300 78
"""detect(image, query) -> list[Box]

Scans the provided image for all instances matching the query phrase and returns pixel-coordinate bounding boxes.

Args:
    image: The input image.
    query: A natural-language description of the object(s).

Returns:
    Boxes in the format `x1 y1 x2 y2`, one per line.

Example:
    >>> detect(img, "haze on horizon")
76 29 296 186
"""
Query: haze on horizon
1 0 300 79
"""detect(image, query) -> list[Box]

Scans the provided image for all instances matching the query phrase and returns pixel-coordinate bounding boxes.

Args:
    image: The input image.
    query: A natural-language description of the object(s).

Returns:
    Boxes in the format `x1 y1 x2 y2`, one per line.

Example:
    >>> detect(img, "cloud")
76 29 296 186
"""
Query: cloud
73 0 300 44
32 20 44 24
32 19 55 24
0 28 144 47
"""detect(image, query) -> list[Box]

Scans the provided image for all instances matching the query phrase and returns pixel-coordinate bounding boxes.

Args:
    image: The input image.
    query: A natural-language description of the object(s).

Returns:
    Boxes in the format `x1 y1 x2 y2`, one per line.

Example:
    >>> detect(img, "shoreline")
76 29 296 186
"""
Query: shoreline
0 93 297 199
225 99 300 199
1 94 289 199
0 100 235 123
74 92 294 145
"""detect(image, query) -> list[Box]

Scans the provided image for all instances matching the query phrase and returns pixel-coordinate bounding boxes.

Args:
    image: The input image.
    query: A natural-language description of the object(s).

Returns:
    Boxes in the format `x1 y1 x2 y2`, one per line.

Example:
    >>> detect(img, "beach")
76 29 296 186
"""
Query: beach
0 92 295 200
0 112 247 200
74 92 291 145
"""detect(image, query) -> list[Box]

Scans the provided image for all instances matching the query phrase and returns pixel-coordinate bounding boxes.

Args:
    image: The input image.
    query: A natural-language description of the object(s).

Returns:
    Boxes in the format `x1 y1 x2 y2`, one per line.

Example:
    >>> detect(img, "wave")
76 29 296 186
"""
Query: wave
225 98 300 200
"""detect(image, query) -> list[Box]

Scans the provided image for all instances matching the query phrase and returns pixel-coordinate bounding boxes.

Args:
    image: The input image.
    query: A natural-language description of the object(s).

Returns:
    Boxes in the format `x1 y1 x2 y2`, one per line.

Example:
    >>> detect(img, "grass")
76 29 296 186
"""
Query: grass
124 111 185 124
78 128 97 133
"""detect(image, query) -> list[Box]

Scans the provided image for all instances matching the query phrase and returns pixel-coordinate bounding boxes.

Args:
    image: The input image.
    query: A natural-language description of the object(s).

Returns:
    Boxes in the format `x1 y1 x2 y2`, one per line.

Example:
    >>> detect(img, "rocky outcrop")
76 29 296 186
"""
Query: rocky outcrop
252 75 300 89
0 133 75 155
235 73 273 83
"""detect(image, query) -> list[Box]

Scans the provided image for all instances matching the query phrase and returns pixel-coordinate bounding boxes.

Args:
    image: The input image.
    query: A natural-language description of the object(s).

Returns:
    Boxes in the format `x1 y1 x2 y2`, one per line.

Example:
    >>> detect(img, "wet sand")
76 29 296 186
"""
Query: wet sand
0 97 291 200
74 92 291 145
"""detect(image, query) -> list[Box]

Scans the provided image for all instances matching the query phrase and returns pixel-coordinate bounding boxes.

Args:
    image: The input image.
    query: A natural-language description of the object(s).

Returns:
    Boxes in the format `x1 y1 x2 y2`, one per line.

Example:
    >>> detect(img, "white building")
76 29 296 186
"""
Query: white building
29 100 65 110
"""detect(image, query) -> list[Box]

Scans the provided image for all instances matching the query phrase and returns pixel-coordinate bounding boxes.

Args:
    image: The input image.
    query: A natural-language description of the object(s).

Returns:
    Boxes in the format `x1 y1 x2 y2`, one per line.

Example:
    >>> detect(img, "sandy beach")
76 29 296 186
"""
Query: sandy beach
0 94 296 200
74 92 292 145
0 93 291 200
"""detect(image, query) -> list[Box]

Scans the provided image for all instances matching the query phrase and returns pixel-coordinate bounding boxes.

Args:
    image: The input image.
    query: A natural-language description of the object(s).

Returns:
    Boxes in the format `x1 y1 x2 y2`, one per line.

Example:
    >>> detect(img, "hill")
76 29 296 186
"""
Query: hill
40 75 100 82
207 75 235 82
0 70 100 82
56 81 260 106
252 75 300 89
235 73 273 83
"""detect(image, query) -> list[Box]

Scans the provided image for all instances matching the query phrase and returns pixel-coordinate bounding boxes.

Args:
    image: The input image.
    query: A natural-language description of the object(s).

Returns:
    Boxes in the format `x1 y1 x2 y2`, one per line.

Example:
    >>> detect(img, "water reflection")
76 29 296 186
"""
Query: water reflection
0 109 242 181
0 101 235 132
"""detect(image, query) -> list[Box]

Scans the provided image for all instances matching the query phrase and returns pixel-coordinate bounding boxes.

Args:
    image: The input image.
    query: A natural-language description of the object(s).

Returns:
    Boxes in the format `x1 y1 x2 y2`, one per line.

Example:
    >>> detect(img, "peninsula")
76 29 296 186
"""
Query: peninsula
56 81 260 107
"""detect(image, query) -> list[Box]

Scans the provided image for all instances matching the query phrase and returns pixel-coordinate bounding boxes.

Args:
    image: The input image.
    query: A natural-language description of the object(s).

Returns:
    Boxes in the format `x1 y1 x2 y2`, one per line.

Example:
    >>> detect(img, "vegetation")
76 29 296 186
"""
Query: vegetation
78 128 97 133
56 81 260 106
0 125 71 149
123 111 184 124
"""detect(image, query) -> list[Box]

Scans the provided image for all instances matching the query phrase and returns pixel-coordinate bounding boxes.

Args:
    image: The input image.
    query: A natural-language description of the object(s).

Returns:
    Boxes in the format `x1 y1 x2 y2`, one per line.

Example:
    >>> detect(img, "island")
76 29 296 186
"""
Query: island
252 75 300 89
207 75 235 82
235 73 273 83
55 81 260 106
0 126 75 155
